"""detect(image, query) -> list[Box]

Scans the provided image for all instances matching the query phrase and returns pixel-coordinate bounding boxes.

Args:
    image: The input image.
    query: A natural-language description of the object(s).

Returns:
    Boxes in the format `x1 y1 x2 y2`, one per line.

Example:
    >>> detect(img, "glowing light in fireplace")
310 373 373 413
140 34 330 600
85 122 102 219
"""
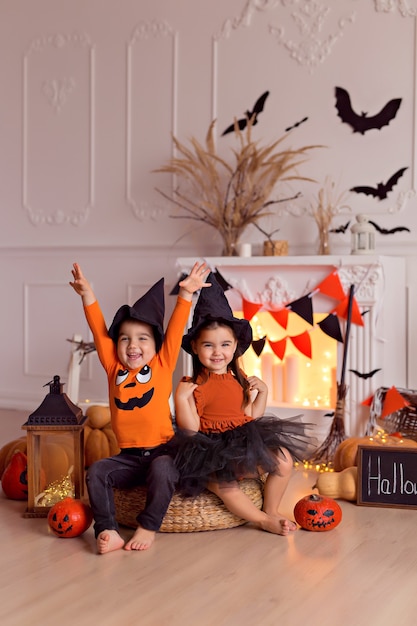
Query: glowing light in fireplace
237 311 337 410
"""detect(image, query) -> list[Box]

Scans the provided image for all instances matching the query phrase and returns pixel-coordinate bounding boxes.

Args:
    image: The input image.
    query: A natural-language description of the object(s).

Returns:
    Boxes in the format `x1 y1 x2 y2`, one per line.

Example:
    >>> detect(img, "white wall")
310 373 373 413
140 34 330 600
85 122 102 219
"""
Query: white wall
1 0 417 410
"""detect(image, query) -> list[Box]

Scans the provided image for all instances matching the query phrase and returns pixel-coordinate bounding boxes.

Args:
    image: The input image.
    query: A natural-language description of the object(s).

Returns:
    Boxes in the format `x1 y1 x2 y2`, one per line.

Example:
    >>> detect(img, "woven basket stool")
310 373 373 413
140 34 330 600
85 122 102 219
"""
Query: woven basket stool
113 477 264 532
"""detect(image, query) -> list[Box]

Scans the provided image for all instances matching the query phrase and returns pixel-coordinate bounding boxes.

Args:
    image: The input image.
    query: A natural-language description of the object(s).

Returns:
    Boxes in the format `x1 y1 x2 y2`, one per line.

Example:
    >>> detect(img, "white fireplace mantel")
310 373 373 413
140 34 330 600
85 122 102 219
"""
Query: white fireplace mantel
177 255 406 438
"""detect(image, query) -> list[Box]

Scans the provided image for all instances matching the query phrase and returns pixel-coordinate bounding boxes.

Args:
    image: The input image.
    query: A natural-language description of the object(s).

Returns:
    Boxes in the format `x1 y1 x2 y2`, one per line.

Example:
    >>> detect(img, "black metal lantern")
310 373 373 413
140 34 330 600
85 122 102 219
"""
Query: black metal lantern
22 375 86 518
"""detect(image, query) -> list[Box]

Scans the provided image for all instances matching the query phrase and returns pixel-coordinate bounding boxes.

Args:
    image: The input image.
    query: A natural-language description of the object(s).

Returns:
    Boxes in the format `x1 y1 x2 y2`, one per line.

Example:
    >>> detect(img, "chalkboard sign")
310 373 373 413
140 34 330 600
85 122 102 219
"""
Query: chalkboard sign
357 445 417 509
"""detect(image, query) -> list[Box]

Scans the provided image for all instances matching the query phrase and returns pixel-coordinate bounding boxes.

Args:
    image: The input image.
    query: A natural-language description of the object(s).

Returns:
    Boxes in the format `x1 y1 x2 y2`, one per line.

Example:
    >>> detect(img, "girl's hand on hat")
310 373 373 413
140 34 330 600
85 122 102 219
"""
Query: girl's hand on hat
178 262 211 300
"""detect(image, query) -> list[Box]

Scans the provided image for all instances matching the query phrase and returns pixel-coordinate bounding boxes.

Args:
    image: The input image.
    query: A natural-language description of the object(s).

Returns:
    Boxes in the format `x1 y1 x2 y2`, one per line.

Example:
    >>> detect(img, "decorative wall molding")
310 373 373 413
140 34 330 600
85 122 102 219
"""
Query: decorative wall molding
23 32 95 226
42 77 75 114
375 0 417 17
269 1 356 70
126 20 178 221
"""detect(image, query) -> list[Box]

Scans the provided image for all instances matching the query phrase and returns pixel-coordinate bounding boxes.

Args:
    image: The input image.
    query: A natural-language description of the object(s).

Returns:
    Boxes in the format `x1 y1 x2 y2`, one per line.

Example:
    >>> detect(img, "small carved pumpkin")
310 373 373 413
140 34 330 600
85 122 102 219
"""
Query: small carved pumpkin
47 497 93 538
294 493 342 532
1 450 28 500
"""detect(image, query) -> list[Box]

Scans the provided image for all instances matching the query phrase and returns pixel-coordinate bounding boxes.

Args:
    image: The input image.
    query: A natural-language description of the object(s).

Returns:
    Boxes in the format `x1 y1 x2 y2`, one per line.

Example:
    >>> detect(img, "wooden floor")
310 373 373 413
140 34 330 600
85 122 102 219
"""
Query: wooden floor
1 408 417 626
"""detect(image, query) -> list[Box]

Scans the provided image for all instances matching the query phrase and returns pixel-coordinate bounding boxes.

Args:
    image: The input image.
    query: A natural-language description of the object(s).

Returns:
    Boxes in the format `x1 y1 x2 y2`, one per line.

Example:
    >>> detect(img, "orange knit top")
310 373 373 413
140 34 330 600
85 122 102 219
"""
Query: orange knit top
84 296 191 448
191 370 253 433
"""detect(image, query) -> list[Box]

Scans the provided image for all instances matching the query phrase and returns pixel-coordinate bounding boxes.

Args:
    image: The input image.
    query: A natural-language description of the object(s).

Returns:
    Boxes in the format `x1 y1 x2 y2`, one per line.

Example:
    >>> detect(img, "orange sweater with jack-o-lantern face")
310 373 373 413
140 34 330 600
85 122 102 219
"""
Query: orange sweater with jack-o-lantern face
84 296 191 448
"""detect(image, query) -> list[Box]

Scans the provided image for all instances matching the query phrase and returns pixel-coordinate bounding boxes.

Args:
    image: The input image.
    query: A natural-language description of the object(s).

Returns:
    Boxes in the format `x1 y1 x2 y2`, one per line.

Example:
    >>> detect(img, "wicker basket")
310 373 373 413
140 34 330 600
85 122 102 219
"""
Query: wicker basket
369 386 417 440
113 477 264 532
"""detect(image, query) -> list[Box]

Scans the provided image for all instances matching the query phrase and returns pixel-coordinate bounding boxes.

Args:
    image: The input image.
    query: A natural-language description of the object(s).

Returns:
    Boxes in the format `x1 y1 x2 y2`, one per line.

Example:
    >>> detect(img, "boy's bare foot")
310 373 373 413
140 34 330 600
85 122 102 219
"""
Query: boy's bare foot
124 525 156 551
97 530 125 554
260 513 297 536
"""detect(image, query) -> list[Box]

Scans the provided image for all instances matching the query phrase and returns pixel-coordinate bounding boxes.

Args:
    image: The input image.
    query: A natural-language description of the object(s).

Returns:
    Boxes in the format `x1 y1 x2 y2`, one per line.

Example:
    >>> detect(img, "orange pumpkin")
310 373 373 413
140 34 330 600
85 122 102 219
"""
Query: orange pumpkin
47 497 93 538
294 493 342 532
1 450 28 500
333 435 417 471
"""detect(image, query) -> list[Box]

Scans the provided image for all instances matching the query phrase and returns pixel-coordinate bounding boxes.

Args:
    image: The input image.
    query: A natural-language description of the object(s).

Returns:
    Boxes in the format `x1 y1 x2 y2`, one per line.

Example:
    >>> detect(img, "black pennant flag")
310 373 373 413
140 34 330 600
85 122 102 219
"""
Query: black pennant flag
252 336 266 356
286 294 314 325
318 313 344 343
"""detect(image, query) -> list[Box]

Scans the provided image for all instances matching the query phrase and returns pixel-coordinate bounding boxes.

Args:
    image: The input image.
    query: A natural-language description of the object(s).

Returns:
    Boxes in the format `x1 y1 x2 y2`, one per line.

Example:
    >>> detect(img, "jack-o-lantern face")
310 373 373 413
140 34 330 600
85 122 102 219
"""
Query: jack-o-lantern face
48 497 93 538
113 365 154 411
1 451 28 500
294 494 342 532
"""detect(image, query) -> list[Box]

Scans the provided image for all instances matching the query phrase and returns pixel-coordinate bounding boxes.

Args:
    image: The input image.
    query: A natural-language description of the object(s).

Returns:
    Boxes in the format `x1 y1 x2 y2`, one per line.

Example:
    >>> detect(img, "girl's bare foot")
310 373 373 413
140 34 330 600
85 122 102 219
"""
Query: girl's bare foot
260 513 297 536
97 530 125 554
124 525 155 551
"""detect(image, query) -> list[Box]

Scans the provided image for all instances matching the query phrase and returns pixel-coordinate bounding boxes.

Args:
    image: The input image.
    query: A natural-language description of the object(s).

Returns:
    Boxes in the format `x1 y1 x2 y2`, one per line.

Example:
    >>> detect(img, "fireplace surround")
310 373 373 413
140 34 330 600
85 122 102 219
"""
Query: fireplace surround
176 255 406 439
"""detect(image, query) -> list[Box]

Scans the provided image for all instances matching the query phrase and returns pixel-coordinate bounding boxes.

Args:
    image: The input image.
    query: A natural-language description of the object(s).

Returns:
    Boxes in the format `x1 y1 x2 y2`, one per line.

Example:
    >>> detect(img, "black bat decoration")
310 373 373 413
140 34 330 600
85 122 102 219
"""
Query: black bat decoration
330 221 351 234
222 91 269 136
335 86 402 135
350 167 408 200
349 368 381 380
285 116 308 132
368 220 410 235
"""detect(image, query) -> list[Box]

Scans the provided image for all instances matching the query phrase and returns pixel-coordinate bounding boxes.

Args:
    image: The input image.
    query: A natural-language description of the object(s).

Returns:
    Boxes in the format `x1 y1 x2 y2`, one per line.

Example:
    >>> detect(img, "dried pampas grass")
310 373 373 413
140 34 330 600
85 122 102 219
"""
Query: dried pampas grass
155 119 321 255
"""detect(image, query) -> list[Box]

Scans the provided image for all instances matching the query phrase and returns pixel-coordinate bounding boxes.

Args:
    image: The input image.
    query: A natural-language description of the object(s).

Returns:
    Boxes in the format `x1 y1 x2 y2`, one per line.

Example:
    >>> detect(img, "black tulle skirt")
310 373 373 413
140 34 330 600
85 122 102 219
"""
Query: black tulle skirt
173 414 314 497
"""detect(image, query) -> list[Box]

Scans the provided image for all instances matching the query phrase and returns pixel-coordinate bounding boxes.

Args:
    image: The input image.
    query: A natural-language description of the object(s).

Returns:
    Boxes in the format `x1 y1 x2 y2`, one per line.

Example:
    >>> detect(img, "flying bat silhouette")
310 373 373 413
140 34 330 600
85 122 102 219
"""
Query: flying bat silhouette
222 91 269 136
285 116 308 132
349 368 381 379
330 221 351 234
335 87 402 135
350 167 408 200
367 220 410 235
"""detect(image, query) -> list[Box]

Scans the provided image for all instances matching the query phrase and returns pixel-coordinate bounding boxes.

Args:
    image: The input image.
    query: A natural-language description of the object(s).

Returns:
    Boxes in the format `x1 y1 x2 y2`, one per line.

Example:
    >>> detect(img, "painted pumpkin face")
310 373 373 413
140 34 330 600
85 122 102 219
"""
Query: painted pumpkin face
113 365 154 411
293 493 342 532
48 497 93 538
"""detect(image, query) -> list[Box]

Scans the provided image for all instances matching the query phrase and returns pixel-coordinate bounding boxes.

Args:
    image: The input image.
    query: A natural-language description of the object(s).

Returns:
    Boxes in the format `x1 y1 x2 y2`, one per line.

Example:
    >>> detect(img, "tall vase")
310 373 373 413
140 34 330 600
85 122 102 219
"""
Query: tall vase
220 228 244 256
317 225 330 255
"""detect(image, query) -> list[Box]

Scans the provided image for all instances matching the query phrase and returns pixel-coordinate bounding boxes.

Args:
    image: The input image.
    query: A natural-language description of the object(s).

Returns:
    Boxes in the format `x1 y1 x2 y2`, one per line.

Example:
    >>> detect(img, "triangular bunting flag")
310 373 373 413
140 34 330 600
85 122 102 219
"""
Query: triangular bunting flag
286 294 314 325
332 295 364 326
380 386 410 419
269 308 289 329
269 337 287 361
242 297 263 321
361 394 374 407
316 271 346 301
213 269 232 291
317 314 344 343
169 273 188 295
290 330 312 359
252 336 266 357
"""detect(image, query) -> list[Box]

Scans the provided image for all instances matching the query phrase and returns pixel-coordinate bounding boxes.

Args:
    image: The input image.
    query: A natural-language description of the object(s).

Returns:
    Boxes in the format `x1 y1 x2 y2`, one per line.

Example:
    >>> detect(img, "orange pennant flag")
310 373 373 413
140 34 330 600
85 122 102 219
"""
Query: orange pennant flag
361 394 374 407
332 295 364 326
269 337 287 361
269 308 289 329
289 330 312 359
380 386 410 419
242 297 263 321
316 271 346 301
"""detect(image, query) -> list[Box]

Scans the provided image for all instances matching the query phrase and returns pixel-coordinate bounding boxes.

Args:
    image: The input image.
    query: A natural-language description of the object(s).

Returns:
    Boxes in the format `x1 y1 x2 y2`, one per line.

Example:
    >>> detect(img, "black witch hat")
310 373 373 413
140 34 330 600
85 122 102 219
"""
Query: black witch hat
182 273 252 356
108 278 165 351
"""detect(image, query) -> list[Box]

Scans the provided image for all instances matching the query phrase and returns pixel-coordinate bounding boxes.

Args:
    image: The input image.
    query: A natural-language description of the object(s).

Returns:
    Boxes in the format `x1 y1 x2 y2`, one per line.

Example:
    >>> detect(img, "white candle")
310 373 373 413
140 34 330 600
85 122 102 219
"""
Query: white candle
261 352 274 398
272 362 284 402
237 242 252 257
284 354 299 403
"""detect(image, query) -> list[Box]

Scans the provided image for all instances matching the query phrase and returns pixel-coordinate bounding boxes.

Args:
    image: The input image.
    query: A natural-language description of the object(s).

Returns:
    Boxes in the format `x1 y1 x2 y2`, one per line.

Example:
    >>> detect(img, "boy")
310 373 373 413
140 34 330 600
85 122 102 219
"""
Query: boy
70 261 209 553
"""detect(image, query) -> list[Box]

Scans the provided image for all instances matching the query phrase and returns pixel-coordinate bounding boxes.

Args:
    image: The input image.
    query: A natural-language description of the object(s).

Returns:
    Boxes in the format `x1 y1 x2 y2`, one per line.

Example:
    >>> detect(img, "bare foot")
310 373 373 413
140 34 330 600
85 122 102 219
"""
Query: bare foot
260 513 297 536
124 525 156 551
97 530 125 554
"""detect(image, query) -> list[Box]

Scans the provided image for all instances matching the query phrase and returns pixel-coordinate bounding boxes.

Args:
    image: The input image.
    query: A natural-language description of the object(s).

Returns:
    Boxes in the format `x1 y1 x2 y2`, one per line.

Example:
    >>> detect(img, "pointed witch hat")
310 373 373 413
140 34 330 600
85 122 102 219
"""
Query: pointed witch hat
182 273 252 357
108 278 165 351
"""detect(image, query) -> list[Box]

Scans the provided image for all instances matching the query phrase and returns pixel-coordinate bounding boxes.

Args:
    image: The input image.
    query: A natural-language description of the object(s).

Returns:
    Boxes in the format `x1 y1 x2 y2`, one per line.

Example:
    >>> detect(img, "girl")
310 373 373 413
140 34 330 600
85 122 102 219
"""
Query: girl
174 273 312 536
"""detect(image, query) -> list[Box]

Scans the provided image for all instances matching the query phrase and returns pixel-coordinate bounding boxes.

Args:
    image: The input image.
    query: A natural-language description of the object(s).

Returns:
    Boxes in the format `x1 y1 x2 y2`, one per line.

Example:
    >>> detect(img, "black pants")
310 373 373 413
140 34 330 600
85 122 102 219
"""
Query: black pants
86 447 179 538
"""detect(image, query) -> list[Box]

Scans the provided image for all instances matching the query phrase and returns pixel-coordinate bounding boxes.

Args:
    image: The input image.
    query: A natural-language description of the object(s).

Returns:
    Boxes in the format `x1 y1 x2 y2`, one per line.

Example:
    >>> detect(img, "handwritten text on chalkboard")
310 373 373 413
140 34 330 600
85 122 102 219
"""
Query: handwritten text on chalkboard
357 445 417 509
